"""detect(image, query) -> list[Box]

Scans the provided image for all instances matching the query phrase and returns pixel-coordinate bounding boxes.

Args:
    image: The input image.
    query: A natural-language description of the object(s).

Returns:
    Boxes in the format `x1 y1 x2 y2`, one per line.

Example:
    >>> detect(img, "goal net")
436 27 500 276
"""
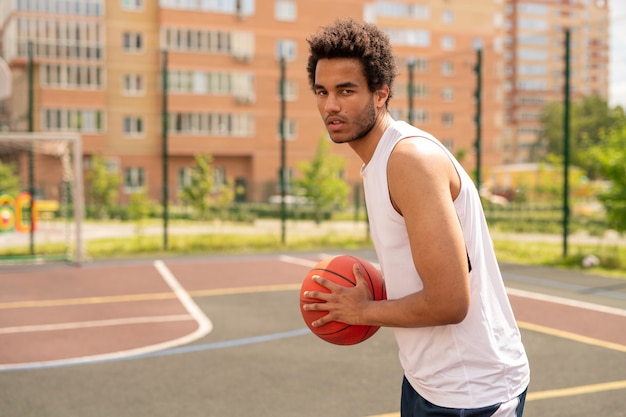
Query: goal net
0 132 84 265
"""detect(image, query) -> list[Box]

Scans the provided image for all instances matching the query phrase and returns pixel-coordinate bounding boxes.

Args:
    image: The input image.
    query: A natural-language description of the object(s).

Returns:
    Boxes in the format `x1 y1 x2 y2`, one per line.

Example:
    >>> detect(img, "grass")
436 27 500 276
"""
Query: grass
1 224 624 279
493 239 626 279
0 232 373 262
89 233 375 258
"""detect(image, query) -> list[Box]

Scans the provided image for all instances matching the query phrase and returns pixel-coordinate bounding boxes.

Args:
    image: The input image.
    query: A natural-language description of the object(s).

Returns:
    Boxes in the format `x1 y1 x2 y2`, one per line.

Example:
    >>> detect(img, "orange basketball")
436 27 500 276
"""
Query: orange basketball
299 255 386 345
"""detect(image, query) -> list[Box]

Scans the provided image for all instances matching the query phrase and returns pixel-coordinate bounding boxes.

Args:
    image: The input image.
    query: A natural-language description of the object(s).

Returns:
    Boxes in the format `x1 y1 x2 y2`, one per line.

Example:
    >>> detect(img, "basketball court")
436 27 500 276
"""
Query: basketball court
0 250 625 417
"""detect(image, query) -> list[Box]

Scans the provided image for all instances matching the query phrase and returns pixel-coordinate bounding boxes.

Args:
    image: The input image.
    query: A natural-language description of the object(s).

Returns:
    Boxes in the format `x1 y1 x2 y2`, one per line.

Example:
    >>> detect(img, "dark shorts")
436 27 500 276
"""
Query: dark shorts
401 376 527 417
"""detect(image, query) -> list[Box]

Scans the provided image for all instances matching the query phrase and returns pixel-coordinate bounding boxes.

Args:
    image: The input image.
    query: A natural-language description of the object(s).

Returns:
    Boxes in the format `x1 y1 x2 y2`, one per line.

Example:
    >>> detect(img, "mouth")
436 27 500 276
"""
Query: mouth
326 117 345 130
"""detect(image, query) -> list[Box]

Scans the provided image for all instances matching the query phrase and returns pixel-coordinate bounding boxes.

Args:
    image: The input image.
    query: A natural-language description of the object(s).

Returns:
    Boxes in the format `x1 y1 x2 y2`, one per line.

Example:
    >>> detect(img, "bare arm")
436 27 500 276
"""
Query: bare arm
303 138 470 328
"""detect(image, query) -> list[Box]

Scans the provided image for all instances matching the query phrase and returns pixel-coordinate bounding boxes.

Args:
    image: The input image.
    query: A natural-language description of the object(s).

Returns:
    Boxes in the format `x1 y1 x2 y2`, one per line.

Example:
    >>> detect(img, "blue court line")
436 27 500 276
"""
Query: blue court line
134 327 311 359
0 327 311 373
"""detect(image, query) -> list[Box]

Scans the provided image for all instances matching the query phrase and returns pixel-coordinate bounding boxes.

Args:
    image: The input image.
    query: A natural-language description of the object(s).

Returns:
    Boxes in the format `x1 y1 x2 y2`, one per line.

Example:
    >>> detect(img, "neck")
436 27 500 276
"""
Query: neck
350 111 394 164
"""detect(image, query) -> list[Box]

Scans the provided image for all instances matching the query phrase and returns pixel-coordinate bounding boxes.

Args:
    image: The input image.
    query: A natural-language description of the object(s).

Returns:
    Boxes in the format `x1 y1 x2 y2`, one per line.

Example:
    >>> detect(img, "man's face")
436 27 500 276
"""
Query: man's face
313 58 377 144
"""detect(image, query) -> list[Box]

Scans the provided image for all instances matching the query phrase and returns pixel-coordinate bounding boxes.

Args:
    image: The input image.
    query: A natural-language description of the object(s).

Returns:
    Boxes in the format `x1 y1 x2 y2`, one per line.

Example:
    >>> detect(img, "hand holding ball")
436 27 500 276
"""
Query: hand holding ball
299 255 386 345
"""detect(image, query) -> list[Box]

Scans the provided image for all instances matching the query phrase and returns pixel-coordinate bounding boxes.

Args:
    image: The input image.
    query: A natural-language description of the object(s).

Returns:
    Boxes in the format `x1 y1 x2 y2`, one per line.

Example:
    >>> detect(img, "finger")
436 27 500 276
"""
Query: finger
353 264 373 300
311 308 338 327
311 315 333 327
353 263 365 283
301 299 328 310
303 288 330 302
301 303 333 327
311 275 342 291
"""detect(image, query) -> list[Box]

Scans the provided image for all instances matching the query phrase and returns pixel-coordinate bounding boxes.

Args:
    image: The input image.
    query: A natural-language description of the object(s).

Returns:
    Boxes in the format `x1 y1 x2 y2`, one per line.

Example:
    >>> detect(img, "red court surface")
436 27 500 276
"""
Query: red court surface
0 256 308 367
0 252 625 417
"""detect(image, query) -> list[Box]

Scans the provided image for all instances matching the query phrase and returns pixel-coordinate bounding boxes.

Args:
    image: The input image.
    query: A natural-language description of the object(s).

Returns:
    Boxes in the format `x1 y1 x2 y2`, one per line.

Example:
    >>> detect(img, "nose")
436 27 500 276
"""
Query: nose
323 93 340 114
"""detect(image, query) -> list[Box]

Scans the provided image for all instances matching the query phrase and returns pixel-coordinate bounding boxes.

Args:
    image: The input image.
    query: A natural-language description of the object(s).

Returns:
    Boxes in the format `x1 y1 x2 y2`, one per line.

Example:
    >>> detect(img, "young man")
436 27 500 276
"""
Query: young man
302 18 530 417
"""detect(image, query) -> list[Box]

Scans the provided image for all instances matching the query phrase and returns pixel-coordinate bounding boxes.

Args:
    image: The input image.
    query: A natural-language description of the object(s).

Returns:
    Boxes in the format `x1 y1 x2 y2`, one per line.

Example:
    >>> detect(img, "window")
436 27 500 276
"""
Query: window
216 31 231 52
441 61 454 76
412 109 429 124
178 167 192 190
278 119 296 140
278 79 297 101
377 2 429 19
123 32 143 52
386 29 430 47
167 70 243 95
441 35 455 50
472 38 484 50
275 0 296 21
517 65 548 76
13 18 104 62
124 167 145 192
442 113 454 126
123 116 144 136
41 64 103 88
406 57 428 72
441 87 454 101
517 3 548 14
178 163 224 192
517 49 549 60
122 0 143 10
18 0 103 16
517 18 548 31
42 108 104 132
123 74 144 95
169 112 255 137
442 10 454 24
410 83 429 98
214 166 226 190
160 0 255 16
517 80 547 91
441 138 454 151
517 34 548 46
276 39 296 60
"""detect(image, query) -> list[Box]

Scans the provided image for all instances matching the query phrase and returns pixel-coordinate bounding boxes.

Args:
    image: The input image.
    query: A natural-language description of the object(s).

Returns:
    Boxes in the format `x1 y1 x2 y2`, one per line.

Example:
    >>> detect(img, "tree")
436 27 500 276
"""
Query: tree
0 161 21 196
179 154 233 220
535 95 618 179
214 180 234 221
295 136 349 223
127 189 154 236
85 154 120 219
588 114 626 232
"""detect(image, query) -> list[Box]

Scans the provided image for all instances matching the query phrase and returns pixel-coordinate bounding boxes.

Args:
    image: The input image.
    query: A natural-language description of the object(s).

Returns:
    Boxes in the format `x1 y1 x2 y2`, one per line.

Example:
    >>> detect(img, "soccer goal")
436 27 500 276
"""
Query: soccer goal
0 132 84 265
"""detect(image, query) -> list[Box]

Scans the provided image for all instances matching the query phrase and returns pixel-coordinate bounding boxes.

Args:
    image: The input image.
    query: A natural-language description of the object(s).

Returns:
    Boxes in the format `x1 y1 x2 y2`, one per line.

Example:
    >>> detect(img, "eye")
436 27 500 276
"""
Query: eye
340 89 353 95
315 90 328 97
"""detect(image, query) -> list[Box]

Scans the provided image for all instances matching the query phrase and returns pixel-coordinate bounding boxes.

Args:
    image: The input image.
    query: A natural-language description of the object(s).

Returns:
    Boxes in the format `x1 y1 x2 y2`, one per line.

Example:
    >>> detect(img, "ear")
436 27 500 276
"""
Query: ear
375 85 390 108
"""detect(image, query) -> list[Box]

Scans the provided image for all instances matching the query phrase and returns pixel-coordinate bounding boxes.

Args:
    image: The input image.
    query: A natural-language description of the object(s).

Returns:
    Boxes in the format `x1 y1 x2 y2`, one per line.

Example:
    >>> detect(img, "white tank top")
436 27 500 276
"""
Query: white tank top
361 121 530 408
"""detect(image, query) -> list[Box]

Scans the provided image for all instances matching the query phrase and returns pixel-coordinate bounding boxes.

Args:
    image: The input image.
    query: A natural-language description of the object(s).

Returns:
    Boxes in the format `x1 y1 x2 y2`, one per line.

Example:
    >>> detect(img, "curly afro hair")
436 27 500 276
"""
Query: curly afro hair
306 18 397 106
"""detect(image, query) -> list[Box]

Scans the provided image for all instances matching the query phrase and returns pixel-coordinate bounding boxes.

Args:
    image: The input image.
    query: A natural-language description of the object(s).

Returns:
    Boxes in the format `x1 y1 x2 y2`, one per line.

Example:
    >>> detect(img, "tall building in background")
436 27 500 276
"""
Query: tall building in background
504 0 610 164
0 0 610 205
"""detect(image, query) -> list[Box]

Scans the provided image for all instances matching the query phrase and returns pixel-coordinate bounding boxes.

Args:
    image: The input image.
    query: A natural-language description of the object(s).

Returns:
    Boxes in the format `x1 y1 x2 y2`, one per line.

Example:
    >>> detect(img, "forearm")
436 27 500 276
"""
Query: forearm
362 291 468 328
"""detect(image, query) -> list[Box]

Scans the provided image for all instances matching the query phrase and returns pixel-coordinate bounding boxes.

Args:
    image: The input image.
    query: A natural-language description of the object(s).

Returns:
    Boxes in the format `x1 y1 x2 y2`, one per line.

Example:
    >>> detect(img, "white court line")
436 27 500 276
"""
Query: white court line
153 259 213 338
506 287 626 317
278 254 318 268
0 260 213 371
0 315 193 335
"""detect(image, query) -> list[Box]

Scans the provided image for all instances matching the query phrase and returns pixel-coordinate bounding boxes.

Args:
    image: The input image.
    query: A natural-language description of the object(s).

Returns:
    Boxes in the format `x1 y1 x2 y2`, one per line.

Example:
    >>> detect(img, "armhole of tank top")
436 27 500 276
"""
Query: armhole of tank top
396 135 464 203
394 134 471 273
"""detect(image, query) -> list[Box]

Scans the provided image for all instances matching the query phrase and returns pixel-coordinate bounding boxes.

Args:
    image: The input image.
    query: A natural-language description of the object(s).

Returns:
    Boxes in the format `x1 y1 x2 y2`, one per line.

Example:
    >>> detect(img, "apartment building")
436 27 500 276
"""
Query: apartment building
0 0 609 206
504 0 610 163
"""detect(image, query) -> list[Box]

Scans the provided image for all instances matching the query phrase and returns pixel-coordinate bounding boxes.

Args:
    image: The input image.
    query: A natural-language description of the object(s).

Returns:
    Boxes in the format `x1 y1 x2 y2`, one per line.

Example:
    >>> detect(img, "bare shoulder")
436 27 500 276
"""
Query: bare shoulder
388 137 453 178
387 137 460 209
